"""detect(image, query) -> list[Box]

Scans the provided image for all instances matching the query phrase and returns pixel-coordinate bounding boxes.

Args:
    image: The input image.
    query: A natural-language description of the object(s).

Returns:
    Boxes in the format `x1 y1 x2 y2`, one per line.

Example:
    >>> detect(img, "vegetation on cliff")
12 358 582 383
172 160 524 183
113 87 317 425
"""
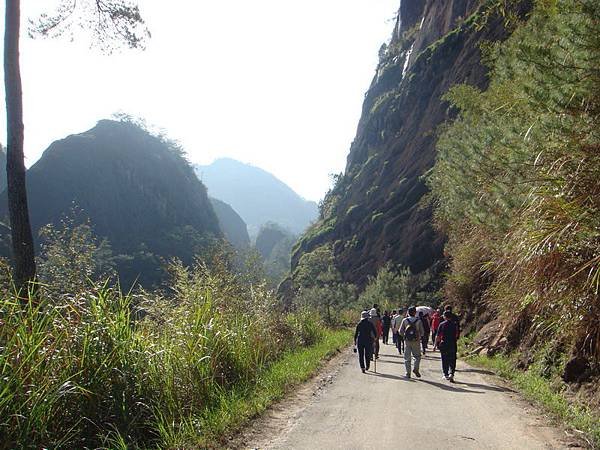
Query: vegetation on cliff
430 0 600 377
290 0 516 290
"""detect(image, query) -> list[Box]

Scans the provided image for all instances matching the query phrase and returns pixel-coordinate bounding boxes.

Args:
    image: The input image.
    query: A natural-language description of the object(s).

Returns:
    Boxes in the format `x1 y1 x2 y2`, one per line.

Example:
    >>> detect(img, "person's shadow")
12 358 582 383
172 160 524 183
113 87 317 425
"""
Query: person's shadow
418 378 484 393
365 371 415 382
453 380 514 393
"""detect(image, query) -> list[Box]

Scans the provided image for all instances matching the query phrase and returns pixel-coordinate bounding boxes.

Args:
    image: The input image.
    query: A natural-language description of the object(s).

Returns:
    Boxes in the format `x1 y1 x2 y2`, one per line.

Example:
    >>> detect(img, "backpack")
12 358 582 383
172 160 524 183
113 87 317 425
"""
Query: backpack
404 318 418 341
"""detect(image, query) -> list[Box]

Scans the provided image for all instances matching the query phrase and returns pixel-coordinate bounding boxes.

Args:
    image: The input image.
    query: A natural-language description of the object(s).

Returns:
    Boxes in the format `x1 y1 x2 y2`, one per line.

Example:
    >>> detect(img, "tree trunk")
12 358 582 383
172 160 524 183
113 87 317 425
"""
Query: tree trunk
4 0 36 292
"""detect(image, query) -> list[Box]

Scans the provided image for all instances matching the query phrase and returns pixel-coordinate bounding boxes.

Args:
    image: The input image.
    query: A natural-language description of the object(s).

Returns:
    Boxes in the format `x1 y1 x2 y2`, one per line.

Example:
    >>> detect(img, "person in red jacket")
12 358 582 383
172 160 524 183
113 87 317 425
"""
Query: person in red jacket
431 309 442 350
369 308 383 359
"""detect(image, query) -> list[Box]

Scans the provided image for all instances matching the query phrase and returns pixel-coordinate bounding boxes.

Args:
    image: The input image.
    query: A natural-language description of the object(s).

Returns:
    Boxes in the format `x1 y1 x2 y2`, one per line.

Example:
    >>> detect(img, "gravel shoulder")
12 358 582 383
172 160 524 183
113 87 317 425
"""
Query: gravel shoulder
238 340 583 450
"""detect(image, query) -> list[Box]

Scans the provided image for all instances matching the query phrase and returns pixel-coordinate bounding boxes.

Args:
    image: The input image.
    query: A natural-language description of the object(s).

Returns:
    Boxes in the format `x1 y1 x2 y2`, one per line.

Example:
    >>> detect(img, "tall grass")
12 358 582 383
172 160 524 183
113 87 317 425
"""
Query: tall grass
0 258 338 448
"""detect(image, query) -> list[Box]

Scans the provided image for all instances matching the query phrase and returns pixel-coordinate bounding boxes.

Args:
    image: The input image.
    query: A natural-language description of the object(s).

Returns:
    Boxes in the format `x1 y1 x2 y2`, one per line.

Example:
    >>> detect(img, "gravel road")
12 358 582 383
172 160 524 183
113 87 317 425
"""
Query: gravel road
245 341 578 450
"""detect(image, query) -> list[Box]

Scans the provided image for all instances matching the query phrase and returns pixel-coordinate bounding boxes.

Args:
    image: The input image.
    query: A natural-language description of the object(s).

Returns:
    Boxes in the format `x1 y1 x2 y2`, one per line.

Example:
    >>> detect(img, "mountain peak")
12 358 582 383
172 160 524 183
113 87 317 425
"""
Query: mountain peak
195 159 317 235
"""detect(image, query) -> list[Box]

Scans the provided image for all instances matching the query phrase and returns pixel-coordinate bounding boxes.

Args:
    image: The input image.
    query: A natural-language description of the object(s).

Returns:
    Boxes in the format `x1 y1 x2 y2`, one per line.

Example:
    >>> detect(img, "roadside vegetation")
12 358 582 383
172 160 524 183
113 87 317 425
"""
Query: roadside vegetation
0 218 350 448
429 0 600 383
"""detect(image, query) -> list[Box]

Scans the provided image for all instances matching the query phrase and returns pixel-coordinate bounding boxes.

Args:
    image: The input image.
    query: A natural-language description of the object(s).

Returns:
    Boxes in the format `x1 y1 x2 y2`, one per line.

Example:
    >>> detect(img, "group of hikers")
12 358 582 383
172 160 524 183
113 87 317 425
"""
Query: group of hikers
353 304 461 382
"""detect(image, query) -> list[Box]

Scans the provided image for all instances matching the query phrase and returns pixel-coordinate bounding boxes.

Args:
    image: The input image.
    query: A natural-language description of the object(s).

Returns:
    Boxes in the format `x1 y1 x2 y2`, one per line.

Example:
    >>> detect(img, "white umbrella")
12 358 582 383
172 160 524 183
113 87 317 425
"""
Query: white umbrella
416 306 433 316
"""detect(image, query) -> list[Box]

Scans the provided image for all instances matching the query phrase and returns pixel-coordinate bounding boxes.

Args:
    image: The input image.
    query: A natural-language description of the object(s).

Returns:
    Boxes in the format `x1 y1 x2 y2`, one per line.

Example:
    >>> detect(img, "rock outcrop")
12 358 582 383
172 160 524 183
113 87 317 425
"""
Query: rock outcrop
0 120 222 286
210 197 250 250
291 0 519 289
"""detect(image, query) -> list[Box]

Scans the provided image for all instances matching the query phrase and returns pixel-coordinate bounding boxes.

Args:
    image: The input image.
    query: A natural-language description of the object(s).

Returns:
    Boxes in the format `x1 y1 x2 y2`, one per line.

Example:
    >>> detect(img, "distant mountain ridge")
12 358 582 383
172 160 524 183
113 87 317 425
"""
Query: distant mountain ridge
195 158 318 236
0 119 222 286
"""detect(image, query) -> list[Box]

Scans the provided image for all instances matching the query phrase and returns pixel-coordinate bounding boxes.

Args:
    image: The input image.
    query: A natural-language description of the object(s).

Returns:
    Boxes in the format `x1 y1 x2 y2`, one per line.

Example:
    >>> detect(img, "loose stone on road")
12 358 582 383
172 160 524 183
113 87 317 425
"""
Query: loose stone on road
246 342 575 450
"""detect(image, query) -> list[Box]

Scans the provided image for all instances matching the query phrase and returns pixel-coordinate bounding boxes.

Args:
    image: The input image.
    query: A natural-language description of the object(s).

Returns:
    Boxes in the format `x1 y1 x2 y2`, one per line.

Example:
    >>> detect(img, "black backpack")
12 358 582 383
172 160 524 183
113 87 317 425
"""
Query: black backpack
405 319 418 341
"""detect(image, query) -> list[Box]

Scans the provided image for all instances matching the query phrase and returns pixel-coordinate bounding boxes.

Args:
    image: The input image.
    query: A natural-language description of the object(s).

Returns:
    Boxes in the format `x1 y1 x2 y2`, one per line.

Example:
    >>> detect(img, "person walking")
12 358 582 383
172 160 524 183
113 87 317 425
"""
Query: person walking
436 310 459 381
382 311 391 345
391 310 398 347
431 308 442 351
399 306 424 378
393 308 405 354
418 311 431 354
369 308 383 359
354 310 377 373
444 305 462 340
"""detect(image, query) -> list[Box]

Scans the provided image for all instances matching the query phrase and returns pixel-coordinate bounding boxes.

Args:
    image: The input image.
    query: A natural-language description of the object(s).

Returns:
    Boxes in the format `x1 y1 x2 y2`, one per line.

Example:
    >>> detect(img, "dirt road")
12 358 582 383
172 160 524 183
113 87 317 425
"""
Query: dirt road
244 341 578 450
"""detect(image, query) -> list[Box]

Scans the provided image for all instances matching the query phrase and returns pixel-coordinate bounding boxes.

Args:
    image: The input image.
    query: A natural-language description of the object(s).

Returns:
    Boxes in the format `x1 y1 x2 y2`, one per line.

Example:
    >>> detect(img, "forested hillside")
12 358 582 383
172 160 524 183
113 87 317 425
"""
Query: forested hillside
0 119 222 287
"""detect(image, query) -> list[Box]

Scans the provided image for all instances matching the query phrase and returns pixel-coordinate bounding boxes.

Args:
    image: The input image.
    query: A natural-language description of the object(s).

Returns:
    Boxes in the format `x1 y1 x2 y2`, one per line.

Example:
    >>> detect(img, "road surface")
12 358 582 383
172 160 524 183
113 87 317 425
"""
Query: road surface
244 341 577 449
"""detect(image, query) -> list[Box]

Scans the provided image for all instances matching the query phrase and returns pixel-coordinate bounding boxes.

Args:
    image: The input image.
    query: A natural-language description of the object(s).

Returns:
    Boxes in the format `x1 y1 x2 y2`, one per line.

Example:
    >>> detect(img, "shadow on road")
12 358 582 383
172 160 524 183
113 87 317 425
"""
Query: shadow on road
365 371 415 382
459 368 496 375
418 378 484 394
453 380 515 393
377 358 404 365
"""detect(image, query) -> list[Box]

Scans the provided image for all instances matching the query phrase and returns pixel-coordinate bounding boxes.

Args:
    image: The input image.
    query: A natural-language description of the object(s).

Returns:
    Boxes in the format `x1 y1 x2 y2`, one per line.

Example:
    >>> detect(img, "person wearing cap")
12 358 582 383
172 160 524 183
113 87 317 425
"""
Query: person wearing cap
399 306 425 378
436 310 459 381
354 310 377 373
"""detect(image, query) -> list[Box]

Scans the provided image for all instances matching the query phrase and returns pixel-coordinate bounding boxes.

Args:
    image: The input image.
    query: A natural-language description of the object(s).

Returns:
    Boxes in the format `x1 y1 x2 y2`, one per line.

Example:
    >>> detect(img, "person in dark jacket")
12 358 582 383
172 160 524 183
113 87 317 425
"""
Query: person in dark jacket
436 310 459 382
354 310 377 373
419 311 431 354
382 311 391 344
444 305 461 339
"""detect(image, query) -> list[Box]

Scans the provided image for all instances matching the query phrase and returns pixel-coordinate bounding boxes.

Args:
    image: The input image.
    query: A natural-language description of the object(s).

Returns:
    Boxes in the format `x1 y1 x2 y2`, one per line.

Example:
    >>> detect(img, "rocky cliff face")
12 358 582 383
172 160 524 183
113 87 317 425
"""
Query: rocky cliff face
0 120 222 286
290 0 520 289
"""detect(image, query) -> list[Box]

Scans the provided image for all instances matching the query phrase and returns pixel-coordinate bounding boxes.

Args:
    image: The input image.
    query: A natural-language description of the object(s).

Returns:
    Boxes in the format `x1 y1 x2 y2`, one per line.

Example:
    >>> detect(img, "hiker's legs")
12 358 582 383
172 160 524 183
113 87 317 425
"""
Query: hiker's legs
383 327 390 344
397 335 404 353
403 340 413 374
392 331 398 346
357 344 367 370
421 335 428 353
432 330 438 349
405 340 421 374
365 344 373 370
441 350 450 377
409 340 422 373
449 347 457 375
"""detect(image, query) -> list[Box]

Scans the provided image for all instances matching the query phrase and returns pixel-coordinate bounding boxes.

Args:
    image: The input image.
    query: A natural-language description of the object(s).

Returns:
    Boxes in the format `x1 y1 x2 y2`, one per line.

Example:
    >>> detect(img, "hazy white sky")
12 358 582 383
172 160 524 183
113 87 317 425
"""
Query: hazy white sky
1 0 398 201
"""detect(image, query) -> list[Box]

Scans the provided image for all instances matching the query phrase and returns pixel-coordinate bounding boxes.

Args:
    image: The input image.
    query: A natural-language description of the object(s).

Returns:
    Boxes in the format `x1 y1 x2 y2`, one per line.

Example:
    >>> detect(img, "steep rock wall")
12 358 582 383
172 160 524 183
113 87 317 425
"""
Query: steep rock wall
290 0 520 289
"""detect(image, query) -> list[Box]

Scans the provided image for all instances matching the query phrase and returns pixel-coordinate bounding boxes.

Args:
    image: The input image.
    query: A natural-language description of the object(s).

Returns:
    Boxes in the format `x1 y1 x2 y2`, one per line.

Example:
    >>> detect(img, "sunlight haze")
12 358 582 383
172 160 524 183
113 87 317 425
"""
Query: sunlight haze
1 0 398 201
